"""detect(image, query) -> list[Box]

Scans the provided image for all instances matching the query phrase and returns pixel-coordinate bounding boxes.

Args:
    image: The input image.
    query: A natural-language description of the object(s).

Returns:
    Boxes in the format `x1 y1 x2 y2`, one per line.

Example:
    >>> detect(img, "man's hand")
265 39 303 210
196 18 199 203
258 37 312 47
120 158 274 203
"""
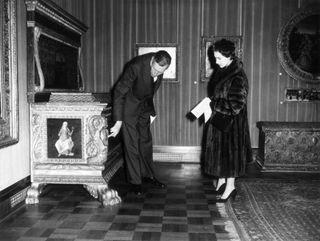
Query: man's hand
108 121 122 138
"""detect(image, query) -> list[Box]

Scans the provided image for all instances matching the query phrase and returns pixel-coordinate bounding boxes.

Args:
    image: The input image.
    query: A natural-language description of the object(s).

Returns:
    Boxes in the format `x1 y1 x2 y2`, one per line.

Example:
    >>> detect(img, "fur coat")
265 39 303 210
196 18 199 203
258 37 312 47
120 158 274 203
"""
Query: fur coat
204 58 253 177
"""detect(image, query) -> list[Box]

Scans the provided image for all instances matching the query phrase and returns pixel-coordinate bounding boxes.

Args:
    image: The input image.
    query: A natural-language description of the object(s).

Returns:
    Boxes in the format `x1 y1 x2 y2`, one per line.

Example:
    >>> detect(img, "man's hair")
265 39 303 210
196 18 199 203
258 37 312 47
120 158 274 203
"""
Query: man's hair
154 50 171 66
213 39 236 59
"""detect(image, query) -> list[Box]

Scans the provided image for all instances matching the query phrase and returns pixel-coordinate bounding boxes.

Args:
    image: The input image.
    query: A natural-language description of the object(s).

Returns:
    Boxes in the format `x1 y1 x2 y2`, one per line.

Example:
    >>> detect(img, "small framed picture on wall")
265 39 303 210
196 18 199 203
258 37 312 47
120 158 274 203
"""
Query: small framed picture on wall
136 43 178 82
200 36 242 82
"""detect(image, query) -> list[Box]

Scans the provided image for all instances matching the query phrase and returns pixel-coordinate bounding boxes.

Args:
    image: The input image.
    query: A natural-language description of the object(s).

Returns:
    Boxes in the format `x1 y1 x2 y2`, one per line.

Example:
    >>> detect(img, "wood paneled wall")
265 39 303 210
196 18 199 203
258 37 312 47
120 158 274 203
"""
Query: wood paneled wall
52 0 320 148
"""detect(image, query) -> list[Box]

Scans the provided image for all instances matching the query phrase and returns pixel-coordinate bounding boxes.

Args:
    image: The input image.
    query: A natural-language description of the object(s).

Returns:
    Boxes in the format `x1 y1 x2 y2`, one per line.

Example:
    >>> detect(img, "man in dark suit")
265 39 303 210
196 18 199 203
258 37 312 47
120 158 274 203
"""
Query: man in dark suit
109 50 171 195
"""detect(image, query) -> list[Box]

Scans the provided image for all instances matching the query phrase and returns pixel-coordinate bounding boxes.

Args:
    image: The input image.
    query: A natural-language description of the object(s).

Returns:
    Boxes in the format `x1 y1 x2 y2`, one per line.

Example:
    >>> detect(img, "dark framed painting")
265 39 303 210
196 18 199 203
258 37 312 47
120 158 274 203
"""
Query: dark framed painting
47 118 82 159
277 9 320 83
37 34 80 90
136 43 178 82
200 36 242 82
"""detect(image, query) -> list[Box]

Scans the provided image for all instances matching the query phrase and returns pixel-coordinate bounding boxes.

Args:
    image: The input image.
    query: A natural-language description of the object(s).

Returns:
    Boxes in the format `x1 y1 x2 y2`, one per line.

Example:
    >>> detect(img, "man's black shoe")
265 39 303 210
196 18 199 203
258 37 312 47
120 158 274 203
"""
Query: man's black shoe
130 184 142 195
143 177 166 189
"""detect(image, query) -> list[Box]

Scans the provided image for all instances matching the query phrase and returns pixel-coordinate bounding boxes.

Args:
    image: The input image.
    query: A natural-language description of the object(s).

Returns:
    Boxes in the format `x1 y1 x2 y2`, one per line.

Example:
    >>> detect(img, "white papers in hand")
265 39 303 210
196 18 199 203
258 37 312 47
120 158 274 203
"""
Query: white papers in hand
191 97 212 123
150 115 156 124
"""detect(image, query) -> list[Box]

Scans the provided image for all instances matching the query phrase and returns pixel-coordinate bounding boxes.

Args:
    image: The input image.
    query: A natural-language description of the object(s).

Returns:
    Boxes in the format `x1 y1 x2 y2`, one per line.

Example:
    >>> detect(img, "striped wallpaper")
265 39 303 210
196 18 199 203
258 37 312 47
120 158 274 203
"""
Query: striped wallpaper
52 0 320 148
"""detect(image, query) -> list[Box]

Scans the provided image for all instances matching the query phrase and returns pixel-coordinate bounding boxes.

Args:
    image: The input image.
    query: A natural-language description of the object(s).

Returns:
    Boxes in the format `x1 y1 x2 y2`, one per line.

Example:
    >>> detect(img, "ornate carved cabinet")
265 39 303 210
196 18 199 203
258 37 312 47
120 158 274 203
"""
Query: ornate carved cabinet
25 0 123 206
256 122 320 172
26 93 123 206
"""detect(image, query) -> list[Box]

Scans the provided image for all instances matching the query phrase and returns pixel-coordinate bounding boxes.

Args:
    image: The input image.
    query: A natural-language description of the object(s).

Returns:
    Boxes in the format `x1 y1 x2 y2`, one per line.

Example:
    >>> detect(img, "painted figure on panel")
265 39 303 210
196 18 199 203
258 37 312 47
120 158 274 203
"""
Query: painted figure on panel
55 121 74 157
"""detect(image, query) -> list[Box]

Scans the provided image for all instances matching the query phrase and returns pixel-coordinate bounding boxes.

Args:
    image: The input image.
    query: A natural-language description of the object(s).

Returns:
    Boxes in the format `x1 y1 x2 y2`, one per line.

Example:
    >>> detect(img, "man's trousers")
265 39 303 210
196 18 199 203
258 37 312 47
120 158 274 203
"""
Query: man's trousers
121 113 155 185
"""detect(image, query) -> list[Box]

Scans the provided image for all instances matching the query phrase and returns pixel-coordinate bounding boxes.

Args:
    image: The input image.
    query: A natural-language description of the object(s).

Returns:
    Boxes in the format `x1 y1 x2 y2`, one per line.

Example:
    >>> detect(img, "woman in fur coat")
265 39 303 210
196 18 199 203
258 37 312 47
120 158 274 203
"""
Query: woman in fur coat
204 38 253 202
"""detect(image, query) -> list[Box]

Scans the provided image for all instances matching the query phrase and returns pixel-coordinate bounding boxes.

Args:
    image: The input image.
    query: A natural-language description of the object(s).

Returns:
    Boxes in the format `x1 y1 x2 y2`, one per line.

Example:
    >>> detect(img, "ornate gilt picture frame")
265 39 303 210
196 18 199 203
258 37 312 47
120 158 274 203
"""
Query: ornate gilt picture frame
200 36 242 82
277 9 320 84
0 0 18 149
136 43 178 82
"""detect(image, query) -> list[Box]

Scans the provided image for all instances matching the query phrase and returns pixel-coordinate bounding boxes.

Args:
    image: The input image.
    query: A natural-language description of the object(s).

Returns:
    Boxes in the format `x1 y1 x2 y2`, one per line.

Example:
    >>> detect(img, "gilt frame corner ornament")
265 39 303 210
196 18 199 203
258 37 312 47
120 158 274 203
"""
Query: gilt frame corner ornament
200 36 242 82
135 43 178 82
277 9 320 84
0 0 19 149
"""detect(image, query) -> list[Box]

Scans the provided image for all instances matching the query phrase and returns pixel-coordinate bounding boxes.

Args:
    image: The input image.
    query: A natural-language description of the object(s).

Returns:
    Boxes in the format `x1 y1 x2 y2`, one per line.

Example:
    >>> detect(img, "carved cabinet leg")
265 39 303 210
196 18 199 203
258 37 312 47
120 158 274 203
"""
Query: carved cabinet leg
25 183 46 204
99 186 122 206
83 184 121 206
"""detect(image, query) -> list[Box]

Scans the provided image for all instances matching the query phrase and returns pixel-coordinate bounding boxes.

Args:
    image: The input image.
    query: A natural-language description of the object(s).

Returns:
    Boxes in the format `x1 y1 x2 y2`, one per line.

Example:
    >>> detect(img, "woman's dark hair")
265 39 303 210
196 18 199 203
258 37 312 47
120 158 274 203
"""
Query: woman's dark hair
213 39 236 59
154 50 172 66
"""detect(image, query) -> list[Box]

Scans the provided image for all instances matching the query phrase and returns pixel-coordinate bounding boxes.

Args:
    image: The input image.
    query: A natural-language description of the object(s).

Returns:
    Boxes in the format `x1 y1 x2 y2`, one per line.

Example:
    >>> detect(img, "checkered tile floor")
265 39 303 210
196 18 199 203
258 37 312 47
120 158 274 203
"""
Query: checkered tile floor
0 163 241 241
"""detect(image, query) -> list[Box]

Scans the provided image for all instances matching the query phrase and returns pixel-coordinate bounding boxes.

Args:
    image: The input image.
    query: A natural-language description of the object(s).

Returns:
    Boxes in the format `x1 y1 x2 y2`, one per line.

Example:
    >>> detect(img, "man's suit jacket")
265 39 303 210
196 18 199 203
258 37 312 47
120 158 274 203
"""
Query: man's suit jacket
113 53 163 123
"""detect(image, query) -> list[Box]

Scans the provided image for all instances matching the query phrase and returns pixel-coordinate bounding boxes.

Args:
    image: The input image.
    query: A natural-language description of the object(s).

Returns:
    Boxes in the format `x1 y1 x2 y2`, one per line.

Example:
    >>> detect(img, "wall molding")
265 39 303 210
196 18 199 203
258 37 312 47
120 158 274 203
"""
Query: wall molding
153 145 201 163
0 177 30 221
153 145 258 164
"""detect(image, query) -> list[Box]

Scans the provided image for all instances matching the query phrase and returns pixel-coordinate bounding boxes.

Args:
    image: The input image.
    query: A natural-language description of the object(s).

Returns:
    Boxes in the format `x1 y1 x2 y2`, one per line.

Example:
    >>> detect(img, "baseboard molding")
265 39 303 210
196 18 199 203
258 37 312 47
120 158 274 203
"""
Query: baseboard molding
153 145 258 164
0 177 30 221
153 145 201 163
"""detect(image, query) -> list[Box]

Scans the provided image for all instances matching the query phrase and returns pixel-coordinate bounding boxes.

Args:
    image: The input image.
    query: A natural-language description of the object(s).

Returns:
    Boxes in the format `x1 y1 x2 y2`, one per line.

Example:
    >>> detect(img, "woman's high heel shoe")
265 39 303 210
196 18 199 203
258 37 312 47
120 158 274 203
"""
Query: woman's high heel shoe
216 189 237 202
214 183 226 195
